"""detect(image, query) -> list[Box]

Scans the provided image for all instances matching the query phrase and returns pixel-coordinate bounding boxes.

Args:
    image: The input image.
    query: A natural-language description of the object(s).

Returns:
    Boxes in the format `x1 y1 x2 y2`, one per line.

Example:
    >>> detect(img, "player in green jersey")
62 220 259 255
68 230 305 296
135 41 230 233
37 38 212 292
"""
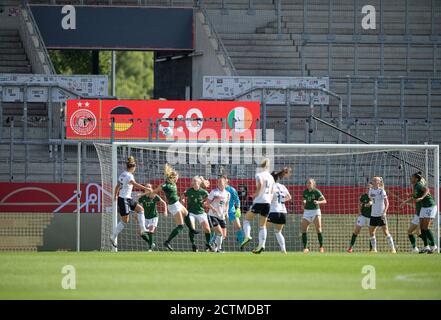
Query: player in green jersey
182 176 212 252
137 184 167 251
401 173 426 253
402 171 438 254
154 164 195 251
347 183 373 253
301 178 327 253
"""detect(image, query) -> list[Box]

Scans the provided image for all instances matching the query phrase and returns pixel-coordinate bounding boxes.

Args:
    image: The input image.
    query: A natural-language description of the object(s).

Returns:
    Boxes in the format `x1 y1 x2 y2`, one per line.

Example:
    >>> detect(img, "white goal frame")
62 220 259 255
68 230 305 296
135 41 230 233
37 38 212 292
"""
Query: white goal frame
110 142 439 253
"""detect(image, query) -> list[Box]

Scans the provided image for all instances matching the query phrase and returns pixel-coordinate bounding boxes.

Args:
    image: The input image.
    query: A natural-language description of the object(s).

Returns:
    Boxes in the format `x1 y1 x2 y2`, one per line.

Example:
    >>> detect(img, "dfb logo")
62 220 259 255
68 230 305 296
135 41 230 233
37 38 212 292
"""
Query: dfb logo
61 5 76 30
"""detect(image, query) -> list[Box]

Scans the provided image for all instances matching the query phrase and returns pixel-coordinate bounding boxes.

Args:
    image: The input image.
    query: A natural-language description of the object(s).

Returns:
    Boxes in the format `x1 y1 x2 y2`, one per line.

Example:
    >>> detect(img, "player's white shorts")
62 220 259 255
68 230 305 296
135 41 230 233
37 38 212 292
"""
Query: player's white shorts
420 206 437 219
189 212 209 224
410 214 420 225
145 217 158 229
168 201 184 215
356 215 370 227
303 209 321 223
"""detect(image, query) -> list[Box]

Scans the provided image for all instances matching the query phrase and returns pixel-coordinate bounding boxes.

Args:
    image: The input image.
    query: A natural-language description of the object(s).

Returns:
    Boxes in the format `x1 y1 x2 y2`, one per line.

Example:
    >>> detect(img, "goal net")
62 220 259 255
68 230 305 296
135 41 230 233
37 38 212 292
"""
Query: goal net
95 142 439 253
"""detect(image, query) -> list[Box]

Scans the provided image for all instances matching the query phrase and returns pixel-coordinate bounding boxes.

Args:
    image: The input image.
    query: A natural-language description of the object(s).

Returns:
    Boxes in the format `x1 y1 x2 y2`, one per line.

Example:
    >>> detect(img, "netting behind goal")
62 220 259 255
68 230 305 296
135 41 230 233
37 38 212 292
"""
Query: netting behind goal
95 143 439 253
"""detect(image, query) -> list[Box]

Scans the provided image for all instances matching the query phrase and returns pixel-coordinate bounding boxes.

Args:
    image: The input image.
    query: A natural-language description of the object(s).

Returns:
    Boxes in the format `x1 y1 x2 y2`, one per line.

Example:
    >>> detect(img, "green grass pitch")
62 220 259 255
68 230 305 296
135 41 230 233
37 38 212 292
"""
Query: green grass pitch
0 252 440 300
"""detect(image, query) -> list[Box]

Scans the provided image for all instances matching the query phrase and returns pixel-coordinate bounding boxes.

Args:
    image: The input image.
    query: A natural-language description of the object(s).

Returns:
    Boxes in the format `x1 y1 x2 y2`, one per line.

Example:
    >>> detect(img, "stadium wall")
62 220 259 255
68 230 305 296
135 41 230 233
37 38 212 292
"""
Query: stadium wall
191 10 229 100
0 212 101 251
154 52 192 100
39 213 101 251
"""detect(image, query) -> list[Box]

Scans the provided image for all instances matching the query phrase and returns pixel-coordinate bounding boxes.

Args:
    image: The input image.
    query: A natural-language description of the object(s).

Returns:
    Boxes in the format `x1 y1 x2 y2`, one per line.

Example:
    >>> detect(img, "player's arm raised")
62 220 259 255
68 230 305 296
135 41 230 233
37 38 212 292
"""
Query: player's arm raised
158 195 168 217
401 196 414 207
130 179 147 191
153 184 163 194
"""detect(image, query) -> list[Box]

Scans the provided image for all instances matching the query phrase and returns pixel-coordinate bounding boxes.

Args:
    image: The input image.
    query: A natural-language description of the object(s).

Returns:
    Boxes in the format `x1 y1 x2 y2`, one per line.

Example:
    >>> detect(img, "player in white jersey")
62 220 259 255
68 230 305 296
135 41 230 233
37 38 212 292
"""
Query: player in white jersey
208 176 230 252
110 156 149 248
240 158 275 253
368 176 396 253
267 167 292 254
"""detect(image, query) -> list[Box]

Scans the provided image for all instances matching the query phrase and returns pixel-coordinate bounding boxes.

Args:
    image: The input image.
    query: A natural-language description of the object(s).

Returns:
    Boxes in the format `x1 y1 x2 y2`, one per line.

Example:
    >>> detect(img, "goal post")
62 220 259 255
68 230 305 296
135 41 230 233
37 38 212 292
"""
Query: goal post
95 142 439 253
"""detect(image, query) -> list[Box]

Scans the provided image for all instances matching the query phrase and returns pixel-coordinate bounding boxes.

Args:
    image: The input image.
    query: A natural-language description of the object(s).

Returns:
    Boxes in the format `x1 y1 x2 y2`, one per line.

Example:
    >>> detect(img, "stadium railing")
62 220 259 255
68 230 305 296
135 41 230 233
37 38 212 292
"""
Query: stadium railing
1 115 441 183
18 1 55 75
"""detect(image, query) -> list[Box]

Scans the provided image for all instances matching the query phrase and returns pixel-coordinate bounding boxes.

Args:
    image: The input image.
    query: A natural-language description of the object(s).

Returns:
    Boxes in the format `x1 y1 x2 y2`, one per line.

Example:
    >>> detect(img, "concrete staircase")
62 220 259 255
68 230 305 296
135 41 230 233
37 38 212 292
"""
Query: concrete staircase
221 33 303 76
0 29 31 73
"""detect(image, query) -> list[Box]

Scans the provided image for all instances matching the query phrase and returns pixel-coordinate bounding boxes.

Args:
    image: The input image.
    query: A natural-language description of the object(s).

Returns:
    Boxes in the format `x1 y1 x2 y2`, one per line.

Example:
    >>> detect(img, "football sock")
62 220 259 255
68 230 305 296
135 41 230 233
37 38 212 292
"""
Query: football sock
275 230 286 252
112 221 126 238
137 212 147 233
140 232 149 243
317 232 324 247
302 233 308 248
243 220 251 239
215 234 223 250
205 232 211 245
386 234 395 249
189 230 196 245
350 233 357 247
408 234 416 248
167 224 183 242
147 232 154 247
209 231 216 244
370 236 377 250
258 226 267 248
426 229 435 246
236 230 244 244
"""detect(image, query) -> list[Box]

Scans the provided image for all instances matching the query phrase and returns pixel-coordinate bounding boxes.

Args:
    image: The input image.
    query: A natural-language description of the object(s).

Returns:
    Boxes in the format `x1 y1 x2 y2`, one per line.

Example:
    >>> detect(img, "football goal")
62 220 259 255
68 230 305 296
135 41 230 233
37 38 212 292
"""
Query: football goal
94 142 439 253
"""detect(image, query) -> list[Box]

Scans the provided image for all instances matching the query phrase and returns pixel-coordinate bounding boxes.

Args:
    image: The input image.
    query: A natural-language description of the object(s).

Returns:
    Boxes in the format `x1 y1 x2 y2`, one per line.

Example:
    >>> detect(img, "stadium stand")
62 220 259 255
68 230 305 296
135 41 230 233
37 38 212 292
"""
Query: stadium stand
205 0 441 143
0 0 439 184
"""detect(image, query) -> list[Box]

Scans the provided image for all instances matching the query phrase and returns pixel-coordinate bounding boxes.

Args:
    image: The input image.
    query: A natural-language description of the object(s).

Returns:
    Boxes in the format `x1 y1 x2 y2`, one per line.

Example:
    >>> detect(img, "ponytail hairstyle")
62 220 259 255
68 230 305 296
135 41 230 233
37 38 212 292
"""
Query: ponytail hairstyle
271 167 292 182
373 176 385 188
164 164 179 183
412 171 426 186
258 158 270 172
126 156 136 170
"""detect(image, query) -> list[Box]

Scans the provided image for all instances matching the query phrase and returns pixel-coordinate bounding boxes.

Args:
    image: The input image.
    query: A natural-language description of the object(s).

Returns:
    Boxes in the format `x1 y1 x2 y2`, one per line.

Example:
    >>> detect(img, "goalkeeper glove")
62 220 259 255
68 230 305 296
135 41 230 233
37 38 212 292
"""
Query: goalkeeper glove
235 207 241 219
